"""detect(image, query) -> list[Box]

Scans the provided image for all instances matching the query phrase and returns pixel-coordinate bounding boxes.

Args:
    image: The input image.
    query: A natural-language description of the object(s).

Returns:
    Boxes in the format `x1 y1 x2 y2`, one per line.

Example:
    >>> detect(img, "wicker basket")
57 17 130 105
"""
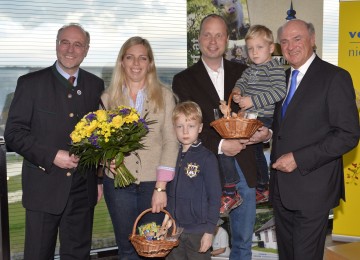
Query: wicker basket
210 92 263 139
129 208 179 258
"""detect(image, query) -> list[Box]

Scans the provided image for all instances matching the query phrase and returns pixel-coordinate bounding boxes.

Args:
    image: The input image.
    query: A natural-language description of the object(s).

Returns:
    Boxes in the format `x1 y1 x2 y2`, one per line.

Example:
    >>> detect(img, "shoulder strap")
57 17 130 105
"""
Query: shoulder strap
99 98 107 110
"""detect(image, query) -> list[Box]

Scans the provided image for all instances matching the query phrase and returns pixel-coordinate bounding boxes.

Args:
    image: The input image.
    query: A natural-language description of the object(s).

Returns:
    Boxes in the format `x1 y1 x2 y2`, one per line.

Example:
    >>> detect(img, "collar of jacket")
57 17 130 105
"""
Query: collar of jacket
179 139 202 153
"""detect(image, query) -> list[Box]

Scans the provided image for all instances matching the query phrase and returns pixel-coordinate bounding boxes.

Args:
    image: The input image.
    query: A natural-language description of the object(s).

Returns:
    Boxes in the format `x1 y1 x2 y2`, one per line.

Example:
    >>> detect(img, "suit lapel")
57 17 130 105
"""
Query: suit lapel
193 59 236 103
193 60 221 105
75 69 91 117
274 70 290 122
224 59 237 100
281 56 321 121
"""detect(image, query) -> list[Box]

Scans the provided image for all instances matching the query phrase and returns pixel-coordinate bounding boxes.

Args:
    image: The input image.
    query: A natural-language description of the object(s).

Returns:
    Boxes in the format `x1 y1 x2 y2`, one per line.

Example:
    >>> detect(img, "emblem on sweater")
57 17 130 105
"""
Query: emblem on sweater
185 163 200 178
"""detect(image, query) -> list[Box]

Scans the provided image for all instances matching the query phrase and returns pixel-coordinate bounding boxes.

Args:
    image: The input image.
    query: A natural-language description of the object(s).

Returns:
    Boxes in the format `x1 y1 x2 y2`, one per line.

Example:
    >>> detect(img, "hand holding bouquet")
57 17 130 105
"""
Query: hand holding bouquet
70 106 153 187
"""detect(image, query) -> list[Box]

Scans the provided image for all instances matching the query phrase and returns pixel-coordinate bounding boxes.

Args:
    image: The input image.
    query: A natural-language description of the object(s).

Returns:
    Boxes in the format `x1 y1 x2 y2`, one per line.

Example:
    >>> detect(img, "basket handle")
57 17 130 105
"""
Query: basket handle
131 208 178 237
224 91 237 118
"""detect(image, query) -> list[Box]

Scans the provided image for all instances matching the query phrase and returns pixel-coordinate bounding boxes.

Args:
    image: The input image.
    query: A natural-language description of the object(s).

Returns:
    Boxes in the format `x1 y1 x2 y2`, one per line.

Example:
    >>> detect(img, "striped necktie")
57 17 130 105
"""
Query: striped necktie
68 76 76 86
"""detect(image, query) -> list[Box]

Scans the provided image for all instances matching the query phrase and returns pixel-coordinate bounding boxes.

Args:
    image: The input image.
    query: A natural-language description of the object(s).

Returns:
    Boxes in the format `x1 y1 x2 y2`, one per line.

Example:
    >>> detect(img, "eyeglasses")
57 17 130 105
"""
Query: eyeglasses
58 39 87 51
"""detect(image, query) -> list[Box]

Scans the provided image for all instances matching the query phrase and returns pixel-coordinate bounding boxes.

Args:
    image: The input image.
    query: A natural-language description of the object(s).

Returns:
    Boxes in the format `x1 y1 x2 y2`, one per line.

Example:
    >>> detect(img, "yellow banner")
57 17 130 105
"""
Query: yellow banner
333 0 360 241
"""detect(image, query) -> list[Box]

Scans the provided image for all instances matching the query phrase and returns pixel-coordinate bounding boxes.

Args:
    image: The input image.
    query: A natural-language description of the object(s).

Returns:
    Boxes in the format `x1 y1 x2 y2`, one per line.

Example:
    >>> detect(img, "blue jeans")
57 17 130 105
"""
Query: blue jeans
229 161 256 260
218 154 240 186
255 142 269 189
103 176 164 260
256 117 272 190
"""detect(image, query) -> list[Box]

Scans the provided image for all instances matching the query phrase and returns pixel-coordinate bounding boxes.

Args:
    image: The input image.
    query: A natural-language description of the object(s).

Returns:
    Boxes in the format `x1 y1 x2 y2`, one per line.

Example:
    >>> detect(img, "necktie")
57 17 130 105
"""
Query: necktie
282 69 299 118
68 76 76 86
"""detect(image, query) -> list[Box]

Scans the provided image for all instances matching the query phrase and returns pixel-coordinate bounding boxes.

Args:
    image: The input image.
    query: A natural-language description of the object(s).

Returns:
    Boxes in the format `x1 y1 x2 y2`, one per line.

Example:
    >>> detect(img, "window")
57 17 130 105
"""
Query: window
1 1 186 258
0 0 187 136
272 227 277 242
265 230 269 243
323 0 339 65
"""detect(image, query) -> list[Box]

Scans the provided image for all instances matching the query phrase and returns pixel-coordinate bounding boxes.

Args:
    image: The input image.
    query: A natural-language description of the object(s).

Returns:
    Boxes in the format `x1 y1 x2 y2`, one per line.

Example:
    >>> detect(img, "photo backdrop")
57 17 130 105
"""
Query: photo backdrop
187 0 250 67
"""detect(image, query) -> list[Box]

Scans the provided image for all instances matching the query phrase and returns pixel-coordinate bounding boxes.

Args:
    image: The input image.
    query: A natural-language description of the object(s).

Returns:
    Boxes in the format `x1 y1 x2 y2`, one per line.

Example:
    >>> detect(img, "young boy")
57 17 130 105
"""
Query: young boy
218 25 286 208
165 101 222 260
233 24 286 203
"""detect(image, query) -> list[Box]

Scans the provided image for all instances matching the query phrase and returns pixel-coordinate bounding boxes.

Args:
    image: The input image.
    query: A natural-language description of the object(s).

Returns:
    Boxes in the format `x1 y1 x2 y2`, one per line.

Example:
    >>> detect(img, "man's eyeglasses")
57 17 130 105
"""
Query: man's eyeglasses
58 39 87 51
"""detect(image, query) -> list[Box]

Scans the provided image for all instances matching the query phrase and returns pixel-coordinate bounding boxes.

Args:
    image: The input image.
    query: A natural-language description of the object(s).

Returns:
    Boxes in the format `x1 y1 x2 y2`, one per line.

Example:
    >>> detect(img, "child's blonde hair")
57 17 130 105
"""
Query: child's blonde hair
172 101 203 123
245 24 274 45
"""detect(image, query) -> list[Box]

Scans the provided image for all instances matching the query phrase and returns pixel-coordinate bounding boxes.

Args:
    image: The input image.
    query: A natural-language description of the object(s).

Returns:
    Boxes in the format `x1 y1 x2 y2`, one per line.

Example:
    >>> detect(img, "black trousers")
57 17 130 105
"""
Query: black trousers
273 179 329 260
24 173 94 260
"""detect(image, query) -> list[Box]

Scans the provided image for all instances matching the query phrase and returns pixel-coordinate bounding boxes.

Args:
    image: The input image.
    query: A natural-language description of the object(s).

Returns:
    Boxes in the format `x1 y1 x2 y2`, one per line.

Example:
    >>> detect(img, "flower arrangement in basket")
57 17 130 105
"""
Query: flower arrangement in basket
69 106 153 187
129 208 181 258
210 92 263 139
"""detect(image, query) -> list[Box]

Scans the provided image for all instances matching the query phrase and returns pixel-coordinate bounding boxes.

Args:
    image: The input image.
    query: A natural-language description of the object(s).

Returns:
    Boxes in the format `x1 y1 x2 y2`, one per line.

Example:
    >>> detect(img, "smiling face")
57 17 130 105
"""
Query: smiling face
121 44 150 85
279 20 315 69
56 25 89 75
246 36 274 65
198 16 228 64
174 114 203 152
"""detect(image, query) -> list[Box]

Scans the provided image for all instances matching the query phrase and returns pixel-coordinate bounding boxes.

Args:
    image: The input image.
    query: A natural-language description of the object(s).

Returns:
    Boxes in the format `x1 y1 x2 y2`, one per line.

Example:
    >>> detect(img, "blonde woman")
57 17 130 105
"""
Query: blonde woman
101 36 178 259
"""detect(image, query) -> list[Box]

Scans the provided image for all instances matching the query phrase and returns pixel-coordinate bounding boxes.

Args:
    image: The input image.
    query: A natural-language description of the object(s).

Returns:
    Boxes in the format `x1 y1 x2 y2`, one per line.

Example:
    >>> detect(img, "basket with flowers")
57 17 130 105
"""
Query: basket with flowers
129 209 181 257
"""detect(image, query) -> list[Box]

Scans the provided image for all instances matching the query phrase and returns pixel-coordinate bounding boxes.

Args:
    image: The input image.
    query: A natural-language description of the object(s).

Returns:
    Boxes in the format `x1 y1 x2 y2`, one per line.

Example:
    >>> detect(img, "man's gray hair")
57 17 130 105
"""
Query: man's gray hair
277 19 315 43
57 23 90 45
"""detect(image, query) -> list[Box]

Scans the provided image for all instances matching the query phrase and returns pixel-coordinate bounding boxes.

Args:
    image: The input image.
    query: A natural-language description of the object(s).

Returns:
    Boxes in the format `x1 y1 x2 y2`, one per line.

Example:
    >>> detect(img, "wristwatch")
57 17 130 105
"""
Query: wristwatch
154 187 166 192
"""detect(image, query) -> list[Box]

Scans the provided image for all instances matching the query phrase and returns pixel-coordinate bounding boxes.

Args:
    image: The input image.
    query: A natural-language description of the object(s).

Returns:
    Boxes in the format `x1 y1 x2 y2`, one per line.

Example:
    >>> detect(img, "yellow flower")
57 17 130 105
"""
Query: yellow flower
75 120 86 131
111 115 124 128
124 113 139 124
85 120 98 136
70 132 82 143
96 110 108 122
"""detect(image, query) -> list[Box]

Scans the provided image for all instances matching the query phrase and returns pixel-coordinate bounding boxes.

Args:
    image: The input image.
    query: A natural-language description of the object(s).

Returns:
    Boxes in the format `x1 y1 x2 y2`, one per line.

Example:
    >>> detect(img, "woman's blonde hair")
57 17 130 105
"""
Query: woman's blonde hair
105 36 165 111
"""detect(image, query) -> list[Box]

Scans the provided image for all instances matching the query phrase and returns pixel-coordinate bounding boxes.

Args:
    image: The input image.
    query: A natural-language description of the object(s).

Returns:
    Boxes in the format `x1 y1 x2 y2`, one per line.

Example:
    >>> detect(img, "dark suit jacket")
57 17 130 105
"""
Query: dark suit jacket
172 59 257 187
270 56 360 211
5 64 104 214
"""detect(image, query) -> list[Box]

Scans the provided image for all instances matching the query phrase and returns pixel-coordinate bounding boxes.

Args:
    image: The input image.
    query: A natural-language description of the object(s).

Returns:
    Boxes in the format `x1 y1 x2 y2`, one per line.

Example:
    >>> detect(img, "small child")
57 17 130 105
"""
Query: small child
165 101 222 260
233 24 286 203
211 219 231 257
217 25 286 208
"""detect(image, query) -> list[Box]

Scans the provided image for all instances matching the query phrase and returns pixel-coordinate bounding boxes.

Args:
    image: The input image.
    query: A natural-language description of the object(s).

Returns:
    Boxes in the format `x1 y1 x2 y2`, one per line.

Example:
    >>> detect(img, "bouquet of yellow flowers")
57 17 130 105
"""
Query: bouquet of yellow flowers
70 106 152 187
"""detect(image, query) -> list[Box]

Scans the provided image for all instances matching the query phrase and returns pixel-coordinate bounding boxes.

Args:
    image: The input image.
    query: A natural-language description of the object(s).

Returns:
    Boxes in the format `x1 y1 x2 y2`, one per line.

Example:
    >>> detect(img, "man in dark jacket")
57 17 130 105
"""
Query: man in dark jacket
5 23 104 259
172 14 257 260
250 19 360 260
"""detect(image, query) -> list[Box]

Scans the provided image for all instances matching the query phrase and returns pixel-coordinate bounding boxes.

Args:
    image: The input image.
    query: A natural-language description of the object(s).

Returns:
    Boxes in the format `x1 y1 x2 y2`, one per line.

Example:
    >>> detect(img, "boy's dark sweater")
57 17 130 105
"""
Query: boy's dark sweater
166 141 222 234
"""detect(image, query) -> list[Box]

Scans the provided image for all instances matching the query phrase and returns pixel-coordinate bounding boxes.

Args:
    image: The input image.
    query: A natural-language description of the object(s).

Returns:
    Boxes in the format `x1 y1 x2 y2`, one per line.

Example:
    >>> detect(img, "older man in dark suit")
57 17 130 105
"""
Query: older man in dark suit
172 14 257 260
266 19 360 260
5 23 104 259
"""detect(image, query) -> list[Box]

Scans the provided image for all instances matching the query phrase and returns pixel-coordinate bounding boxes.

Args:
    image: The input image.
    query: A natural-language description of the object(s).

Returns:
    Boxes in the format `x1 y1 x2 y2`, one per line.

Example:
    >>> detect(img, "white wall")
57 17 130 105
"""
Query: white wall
259 229 278 249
